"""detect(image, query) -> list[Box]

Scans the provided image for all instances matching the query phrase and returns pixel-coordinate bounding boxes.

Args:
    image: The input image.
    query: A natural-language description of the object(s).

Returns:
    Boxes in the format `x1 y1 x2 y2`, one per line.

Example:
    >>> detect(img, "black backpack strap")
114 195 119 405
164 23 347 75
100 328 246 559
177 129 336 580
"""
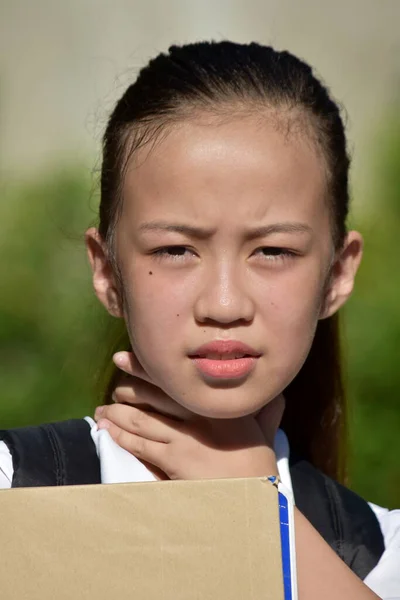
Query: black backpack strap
0 419 101 487
290 455 385 580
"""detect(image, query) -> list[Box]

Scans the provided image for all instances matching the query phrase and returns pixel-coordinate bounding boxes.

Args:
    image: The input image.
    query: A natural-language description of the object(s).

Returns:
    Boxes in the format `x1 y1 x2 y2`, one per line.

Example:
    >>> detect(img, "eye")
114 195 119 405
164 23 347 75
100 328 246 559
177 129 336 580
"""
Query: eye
253 247 297 262
152 246 196 262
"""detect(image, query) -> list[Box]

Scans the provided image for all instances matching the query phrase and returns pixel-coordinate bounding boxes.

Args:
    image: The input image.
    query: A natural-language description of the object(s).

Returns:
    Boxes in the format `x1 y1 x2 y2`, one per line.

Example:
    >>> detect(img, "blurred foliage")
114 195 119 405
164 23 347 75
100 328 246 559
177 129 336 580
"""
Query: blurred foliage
345 115 400 508
0 171 110 425
0 116 399 508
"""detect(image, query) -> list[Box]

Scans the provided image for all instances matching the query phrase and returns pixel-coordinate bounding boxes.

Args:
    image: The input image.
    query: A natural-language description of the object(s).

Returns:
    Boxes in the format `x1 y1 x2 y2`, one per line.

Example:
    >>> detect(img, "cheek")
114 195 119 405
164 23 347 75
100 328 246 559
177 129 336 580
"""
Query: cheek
120 266 194 363
268 281 322 328
260 265 326 351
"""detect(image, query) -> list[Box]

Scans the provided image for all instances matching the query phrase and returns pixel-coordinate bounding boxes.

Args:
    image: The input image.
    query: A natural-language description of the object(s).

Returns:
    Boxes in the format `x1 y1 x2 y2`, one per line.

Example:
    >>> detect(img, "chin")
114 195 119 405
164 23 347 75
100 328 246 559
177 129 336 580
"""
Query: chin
179 394 264 420
156 370 271 419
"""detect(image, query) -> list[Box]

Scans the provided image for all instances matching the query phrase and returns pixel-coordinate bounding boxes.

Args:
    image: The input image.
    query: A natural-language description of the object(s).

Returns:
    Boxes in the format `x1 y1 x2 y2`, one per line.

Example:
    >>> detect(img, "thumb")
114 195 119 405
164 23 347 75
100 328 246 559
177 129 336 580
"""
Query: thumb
113 351 153 384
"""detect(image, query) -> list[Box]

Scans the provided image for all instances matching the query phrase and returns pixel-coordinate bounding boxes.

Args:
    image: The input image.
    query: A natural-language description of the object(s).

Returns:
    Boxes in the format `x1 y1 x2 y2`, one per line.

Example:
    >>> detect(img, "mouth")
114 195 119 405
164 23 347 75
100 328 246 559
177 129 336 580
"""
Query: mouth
189 340 261 359
193 352 255 360
189 341 261 380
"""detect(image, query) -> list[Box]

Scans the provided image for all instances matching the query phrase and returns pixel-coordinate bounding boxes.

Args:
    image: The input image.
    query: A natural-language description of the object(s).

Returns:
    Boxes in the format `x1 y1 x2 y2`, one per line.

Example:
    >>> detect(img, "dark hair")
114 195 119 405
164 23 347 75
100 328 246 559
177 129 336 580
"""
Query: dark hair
98 41 351 483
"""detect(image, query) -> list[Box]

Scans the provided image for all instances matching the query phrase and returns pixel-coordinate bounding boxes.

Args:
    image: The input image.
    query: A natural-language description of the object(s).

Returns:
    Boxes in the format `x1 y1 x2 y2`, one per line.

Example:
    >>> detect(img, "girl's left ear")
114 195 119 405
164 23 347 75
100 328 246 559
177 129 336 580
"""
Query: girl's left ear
319 230 363 319
85 227 124 318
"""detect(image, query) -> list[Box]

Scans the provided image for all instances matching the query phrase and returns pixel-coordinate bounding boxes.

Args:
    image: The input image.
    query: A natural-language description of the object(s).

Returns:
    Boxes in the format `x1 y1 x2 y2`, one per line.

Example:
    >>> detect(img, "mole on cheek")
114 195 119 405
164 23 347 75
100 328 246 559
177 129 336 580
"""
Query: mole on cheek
148 271 153 275
176 313 180 317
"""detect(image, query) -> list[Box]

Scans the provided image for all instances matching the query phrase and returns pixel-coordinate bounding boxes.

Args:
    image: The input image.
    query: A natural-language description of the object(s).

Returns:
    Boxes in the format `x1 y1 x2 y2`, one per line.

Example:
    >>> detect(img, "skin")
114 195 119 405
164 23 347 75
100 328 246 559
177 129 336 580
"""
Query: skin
86 114 379 599
87 115 361 419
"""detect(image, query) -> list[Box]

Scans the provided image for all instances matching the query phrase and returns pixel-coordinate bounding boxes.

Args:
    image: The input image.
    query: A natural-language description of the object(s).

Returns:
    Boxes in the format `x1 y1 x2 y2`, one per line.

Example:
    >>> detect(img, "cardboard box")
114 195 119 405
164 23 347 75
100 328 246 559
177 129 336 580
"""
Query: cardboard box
0 477 293 599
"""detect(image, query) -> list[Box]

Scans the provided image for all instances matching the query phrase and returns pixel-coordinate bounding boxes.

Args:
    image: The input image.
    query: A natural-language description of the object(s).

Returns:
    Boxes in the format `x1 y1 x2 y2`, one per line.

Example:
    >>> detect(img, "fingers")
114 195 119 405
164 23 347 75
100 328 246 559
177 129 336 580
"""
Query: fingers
95 403 181 443
113 351 153 384
96 419 166 469
112 375 158 407
112 373 193 421
112 350 192 419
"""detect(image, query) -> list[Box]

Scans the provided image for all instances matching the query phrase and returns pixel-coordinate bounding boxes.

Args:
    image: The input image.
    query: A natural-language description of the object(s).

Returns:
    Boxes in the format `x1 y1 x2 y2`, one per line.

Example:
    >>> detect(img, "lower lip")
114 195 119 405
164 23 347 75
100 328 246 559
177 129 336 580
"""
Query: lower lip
191 357 258 379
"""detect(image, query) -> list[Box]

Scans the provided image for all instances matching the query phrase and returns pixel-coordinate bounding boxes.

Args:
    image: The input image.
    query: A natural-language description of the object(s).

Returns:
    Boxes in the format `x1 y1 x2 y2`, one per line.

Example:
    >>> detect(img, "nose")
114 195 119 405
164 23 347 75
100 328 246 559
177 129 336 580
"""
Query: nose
193 260 255 326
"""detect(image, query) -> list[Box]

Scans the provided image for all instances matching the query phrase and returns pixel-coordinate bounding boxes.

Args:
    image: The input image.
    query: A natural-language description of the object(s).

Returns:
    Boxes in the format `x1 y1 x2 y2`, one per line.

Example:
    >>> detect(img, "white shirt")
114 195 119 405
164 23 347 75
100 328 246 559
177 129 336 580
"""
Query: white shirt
0 418 399 599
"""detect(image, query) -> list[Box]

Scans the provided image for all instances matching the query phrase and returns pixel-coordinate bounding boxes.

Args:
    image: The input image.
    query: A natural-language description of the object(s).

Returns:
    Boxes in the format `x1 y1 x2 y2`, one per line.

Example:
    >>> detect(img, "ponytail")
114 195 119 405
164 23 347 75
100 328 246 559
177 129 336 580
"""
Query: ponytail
282 314 347 483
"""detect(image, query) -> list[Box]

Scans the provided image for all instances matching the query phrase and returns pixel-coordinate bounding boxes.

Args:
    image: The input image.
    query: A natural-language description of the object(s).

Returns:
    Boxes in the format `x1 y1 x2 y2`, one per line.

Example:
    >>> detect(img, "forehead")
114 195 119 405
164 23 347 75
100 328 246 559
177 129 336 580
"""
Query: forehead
121 115 328 226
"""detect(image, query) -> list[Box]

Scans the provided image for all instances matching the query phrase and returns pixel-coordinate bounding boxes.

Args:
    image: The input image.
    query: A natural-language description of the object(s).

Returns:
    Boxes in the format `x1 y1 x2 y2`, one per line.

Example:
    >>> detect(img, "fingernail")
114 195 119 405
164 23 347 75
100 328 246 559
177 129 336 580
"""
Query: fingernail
94 406 104 419
97 419 110 430
113 352 125 366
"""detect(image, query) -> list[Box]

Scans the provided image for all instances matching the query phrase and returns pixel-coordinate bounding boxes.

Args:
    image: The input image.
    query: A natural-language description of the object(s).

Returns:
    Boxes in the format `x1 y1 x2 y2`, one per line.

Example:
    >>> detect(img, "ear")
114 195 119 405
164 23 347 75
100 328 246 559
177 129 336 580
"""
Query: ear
320 230 363 319
85 227 123 318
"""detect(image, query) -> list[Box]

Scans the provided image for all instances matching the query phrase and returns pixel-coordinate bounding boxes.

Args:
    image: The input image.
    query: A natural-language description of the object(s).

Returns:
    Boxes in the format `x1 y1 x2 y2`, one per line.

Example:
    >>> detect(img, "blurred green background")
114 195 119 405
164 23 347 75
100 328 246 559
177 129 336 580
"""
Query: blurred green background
1 114 399 508
0 1 399 508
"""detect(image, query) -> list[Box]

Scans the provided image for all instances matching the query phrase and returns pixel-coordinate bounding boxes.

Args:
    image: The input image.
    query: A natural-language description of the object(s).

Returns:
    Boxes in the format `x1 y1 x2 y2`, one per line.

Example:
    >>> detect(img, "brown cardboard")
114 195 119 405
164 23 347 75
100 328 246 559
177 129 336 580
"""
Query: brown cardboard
0 477 284 599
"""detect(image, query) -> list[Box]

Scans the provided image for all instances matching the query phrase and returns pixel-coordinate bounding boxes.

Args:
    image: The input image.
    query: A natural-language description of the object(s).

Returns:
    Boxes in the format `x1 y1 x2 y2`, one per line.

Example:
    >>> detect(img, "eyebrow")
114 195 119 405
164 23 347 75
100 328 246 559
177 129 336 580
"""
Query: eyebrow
138 220 313 239
138 221 214 239
244 223 313 239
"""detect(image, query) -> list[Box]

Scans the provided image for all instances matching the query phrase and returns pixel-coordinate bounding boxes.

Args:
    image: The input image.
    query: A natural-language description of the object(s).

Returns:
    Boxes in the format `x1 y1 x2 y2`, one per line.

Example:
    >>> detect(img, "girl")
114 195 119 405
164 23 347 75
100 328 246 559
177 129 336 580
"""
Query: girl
0 41 398 599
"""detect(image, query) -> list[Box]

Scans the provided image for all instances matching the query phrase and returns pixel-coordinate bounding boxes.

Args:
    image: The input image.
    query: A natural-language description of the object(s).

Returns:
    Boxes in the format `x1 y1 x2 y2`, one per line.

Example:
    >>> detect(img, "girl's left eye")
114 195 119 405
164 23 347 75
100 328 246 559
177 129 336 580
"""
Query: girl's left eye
152 246 195 261
253 247 297 261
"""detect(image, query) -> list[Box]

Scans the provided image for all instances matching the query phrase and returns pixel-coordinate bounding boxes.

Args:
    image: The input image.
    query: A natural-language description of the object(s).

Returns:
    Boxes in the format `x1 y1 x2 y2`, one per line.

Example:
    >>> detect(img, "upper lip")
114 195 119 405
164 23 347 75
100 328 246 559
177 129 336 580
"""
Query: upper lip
189 340 261 359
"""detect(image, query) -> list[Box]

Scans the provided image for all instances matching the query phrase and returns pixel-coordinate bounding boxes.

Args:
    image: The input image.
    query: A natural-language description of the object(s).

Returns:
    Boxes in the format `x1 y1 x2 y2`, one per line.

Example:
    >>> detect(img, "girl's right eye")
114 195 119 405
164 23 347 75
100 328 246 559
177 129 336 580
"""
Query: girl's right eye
152 246 195 262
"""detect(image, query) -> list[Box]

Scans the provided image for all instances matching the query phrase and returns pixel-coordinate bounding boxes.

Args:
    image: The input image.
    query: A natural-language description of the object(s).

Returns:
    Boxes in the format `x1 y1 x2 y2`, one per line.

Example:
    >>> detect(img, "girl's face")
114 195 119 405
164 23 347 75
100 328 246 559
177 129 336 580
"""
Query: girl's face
88 115 362 418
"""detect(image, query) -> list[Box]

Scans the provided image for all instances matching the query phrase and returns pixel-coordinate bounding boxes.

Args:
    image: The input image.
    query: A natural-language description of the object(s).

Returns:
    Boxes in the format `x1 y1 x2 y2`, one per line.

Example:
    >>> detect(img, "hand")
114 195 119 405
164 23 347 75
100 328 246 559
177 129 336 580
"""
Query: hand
108 351 285 435
108 351 193 421
94 351 279 481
